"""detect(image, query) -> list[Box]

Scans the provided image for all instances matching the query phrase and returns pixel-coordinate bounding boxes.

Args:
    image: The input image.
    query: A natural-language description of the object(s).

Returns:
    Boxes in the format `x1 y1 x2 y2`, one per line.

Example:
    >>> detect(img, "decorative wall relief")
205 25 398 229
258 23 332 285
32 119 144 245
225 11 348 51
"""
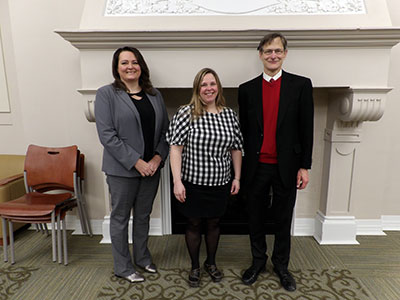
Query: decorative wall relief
105 0 366 16
0 27 11 113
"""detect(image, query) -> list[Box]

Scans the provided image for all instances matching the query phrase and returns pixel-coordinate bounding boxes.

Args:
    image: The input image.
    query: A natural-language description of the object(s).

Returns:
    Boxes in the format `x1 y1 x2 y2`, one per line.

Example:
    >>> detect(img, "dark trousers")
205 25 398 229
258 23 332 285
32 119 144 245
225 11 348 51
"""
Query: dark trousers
247 163 297 271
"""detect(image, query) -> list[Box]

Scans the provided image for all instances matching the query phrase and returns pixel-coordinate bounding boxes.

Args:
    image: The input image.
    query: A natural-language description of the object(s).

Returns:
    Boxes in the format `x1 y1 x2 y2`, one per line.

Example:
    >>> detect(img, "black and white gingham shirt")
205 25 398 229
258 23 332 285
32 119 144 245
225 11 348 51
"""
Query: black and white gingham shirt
167 105 244 186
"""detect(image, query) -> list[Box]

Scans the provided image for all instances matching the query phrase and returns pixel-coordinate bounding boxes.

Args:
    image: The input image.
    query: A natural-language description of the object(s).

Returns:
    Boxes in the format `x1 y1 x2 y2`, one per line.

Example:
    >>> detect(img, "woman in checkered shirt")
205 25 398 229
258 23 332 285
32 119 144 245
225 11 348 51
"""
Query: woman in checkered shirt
166 68 243 287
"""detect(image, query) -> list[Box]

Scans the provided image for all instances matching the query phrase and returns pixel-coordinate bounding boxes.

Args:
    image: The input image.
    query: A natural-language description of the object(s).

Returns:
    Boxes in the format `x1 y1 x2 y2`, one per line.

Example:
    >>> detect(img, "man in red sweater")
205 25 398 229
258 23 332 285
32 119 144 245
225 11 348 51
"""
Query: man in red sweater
238 33 314 291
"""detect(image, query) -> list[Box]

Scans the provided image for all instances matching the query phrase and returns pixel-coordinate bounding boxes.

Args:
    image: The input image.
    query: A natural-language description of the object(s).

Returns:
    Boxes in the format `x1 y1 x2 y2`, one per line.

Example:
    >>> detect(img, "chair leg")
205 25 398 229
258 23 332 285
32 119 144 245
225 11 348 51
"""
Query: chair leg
75 175 87 235
44 223 49 236
62 218 68 266
57 214 62 264
8 221 14 264
2 218 8 262
80 185 93 236
51 212 56 262
76 200 87 235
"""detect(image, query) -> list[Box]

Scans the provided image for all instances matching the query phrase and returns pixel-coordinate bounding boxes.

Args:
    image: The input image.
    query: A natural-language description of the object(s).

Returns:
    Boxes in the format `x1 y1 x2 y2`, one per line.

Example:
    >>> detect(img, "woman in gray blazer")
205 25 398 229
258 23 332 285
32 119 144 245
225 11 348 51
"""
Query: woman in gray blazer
95 46 169 283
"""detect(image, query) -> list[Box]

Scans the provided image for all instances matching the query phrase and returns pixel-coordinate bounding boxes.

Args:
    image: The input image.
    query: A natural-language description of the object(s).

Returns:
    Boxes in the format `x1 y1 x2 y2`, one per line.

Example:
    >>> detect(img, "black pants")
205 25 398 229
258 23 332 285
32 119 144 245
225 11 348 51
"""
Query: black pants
246 163 297 271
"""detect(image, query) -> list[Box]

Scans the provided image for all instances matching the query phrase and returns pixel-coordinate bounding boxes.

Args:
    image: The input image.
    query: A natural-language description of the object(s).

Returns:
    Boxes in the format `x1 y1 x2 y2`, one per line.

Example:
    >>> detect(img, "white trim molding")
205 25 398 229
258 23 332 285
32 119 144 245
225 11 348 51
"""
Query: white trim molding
34 214 400 244
56 28 400 50
314 211 359 245
356 219 386 236
382 215 400 231
160 157 172 235
292 218 315 236
100 216 162 244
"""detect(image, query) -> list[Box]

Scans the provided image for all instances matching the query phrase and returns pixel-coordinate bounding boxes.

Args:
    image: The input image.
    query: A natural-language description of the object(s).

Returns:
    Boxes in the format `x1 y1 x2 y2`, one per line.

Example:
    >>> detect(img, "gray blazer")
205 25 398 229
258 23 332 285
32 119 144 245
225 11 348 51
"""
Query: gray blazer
95 84 169 177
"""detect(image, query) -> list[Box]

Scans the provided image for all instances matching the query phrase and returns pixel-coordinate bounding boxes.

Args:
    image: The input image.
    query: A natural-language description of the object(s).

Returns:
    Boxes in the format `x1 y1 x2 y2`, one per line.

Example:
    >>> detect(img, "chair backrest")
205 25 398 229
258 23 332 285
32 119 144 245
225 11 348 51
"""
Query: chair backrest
24 145 79 191
79 153 85 181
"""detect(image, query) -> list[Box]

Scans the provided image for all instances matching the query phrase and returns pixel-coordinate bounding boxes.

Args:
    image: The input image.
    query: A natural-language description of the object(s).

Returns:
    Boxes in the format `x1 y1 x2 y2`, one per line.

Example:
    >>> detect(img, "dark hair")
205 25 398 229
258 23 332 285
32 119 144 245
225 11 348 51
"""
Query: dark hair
257 33 288 52
188 68 226 120
111 46 155 95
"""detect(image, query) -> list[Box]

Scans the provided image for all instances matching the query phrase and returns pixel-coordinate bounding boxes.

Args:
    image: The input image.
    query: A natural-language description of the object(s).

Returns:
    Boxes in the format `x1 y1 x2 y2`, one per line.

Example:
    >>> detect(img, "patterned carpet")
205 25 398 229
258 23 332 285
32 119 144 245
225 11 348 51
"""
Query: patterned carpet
0 230 399 299
97 268 371 300
0 265 38 299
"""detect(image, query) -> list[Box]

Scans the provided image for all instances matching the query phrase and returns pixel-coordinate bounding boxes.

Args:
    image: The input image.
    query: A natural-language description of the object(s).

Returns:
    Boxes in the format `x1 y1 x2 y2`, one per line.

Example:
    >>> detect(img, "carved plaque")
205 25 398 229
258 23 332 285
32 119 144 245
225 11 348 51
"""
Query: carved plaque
105 0 366 16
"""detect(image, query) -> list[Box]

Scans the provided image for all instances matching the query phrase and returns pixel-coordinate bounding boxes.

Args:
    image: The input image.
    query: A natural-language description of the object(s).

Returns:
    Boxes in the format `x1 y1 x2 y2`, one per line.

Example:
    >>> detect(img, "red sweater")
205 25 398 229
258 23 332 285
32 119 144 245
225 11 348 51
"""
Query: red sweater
259 77 281 164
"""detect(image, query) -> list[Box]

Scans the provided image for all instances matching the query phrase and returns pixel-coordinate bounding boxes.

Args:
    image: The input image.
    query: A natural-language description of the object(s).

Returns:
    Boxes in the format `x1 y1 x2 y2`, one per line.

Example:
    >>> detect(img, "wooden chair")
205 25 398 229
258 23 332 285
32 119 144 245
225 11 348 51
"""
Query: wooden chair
0 145 79 265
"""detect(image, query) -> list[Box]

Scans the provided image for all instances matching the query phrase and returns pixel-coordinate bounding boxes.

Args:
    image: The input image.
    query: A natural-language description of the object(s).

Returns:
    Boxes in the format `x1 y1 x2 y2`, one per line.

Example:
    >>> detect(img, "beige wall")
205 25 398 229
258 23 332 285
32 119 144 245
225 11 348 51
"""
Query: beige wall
382 0 400 215
1 0 400 227
0 0 106 219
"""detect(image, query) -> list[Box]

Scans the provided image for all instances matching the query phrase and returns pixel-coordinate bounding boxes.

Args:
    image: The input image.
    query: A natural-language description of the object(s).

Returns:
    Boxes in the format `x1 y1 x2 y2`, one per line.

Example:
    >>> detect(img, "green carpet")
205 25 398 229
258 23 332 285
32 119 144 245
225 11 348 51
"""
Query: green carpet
1 230 400 299
97 268 371 300
0 265 38 299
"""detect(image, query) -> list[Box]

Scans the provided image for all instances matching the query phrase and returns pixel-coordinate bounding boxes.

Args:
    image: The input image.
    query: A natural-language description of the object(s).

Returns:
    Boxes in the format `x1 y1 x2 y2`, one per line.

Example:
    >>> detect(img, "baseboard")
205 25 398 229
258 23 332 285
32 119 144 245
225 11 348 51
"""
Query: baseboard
28 215 104 236
100 216 162 244
356 219 386 236
313 211 359 245
382 215 400 231
28 214 400 245
292 218 315 236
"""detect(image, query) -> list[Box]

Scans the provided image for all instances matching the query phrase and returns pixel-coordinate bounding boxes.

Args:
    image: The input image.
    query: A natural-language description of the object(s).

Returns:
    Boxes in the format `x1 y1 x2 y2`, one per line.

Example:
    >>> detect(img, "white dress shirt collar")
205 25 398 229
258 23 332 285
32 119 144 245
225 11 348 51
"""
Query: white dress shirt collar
263 70 282 82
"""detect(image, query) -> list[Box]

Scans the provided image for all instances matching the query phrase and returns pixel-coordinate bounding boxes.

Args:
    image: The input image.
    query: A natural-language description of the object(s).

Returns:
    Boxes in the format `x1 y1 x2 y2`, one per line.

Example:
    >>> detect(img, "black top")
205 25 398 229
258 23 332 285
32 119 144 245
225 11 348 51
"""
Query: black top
128 90 155 162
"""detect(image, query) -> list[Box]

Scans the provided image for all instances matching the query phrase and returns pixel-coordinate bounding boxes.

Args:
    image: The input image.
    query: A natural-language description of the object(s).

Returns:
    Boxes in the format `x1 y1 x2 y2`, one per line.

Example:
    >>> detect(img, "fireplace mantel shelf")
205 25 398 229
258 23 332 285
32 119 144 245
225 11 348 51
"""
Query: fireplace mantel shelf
56 28 400 50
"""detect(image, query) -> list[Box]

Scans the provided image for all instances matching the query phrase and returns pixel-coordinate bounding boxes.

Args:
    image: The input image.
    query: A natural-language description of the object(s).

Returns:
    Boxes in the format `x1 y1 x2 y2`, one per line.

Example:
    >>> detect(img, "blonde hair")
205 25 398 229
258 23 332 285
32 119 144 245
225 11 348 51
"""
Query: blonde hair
188 68 226 120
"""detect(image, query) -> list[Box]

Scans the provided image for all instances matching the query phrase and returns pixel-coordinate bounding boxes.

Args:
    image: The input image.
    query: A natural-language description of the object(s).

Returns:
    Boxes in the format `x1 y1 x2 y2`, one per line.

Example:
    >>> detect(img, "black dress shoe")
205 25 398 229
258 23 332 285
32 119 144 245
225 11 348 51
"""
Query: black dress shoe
188 268 201 287
204 262 223 282
273 268 296 292
242 265 265 285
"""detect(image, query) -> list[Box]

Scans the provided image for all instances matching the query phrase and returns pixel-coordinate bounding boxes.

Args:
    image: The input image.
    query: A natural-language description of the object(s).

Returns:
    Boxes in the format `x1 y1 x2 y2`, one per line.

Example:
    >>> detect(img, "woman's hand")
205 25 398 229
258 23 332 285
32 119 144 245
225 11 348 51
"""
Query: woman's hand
134 159 153 177
148 154 162 176
231 178 240 195
173 180 186 203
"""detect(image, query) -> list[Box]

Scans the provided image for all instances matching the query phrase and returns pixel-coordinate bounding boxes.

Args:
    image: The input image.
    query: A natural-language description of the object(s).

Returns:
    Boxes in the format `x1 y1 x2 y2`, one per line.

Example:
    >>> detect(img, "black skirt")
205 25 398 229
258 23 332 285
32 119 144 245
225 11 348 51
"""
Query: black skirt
176 181 230 218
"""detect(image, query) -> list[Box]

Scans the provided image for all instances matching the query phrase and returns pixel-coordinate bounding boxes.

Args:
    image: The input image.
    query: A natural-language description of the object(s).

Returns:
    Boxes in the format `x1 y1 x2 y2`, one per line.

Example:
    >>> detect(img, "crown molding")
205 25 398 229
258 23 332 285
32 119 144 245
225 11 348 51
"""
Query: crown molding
56 28 400 50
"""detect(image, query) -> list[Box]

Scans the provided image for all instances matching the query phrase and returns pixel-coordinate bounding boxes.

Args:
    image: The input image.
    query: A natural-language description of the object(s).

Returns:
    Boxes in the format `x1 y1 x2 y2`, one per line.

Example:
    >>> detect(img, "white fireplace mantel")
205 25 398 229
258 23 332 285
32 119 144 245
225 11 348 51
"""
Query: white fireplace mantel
58 28 400 123
56 28 400 50
56 0 400 243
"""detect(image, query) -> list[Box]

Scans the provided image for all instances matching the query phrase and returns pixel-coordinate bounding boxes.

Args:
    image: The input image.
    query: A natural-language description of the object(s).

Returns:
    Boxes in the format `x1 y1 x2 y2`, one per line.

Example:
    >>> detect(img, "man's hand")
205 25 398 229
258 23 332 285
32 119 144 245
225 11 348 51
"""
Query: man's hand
297 168 309 190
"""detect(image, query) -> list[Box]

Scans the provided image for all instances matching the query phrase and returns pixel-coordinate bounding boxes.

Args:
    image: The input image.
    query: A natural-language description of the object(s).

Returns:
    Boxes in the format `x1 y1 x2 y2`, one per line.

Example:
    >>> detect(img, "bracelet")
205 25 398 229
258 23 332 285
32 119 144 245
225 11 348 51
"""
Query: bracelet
233 178 240 181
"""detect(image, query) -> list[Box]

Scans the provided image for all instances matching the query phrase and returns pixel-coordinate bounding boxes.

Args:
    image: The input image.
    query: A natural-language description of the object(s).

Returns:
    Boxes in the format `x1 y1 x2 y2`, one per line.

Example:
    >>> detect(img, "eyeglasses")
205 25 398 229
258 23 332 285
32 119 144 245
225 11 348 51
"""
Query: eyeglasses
262 49 285 56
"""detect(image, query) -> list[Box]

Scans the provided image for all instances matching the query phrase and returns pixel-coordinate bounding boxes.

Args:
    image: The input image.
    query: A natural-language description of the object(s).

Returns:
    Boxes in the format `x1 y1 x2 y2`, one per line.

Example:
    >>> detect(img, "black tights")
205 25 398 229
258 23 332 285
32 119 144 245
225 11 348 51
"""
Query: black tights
185 217 221 270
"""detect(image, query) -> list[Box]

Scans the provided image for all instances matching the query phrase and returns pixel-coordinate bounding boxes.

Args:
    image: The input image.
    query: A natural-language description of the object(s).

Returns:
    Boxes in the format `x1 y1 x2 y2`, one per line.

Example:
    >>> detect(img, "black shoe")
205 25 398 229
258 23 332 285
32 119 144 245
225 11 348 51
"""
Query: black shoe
188 268 201 287
242 265 266 285
204 262 223 282
273 268 296 292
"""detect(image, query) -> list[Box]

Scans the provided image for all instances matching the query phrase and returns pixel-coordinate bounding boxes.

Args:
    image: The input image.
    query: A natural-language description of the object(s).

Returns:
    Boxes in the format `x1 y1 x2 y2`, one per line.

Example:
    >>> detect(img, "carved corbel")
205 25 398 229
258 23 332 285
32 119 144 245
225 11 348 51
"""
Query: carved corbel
325 87 391 144
78 89 96 122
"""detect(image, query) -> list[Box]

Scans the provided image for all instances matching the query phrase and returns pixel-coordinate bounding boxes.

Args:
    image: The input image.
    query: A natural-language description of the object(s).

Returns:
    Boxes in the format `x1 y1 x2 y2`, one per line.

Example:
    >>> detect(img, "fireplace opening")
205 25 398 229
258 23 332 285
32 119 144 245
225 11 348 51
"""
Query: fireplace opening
159 88 276 234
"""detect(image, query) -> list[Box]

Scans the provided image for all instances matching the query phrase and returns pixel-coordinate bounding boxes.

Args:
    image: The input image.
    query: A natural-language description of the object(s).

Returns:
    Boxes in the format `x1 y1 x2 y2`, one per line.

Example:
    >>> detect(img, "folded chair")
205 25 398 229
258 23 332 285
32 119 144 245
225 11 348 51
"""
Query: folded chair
73 153 92 236
34 152 92 236
0 145 79 265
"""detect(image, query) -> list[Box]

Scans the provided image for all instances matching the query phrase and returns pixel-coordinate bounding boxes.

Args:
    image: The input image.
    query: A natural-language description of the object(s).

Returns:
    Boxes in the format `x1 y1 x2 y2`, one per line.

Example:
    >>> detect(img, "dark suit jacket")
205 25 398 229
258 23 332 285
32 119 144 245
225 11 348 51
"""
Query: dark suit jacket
95 84 169 178
238 71 314 189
